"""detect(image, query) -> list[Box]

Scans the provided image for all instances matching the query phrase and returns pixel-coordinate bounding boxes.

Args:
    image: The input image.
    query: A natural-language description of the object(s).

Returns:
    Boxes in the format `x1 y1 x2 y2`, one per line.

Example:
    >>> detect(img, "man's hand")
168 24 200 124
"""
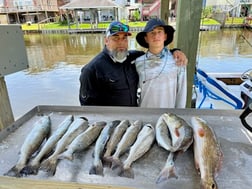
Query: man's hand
173 50 188 66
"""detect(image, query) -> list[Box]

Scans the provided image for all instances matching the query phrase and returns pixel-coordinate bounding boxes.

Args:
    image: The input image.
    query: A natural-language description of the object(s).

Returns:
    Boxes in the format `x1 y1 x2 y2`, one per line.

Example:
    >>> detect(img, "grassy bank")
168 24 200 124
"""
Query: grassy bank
21 18 244 31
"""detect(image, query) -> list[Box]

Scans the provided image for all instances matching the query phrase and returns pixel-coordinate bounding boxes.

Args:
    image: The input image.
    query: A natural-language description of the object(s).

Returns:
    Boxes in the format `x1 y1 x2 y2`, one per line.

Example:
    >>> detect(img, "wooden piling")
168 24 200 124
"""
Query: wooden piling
0 77 14 130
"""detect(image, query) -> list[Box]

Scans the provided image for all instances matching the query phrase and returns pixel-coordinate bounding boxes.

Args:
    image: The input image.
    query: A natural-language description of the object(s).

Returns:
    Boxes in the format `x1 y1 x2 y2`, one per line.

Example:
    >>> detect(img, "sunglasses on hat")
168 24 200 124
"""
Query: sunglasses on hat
106 22 131 37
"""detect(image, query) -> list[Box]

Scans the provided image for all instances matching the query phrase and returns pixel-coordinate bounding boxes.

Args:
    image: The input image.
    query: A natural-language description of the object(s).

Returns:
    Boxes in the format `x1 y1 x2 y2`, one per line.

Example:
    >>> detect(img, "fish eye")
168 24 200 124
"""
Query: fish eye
211 183 216 189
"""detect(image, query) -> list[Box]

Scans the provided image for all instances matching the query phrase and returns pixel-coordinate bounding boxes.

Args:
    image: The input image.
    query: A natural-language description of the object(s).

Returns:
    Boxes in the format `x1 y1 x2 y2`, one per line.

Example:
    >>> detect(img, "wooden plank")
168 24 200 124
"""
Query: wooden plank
160 0 170 23
0 176 132 189
175 0 203 108
0 77 14 131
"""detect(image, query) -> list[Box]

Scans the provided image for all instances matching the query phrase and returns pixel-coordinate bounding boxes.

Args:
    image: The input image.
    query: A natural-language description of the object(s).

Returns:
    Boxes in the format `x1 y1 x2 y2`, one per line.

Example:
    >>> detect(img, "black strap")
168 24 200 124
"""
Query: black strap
239 103 252 132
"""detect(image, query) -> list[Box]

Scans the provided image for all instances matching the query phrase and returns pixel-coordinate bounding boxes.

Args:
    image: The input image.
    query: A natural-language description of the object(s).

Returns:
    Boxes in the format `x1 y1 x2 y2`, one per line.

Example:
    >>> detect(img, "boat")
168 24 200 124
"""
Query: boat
193 67 252 110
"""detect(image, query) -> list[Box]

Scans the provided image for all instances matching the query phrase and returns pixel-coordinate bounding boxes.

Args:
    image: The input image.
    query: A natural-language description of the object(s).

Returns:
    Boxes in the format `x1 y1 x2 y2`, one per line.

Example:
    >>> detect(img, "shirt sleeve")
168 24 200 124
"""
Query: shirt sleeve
79 66 100 105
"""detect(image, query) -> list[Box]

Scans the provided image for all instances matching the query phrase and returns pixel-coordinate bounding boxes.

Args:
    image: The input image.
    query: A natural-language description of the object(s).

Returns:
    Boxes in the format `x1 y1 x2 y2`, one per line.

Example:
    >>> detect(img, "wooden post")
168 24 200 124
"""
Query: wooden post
174 0 203 108
0 77 14 131
160 0 170 23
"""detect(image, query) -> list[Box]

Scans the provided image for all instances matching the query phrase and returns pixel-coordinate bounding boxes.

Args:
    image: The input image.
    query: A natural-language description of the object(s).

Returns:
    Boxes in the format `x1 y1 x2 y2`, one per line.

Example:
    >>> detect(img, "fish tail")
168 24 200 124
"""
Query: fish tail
39 158 57 176
102 156 112 168
89 160 104 176
57 151 73 161
118 167 134 179
110 157 123 170
156 166 178 184
4 166 22 177
20 164 39 175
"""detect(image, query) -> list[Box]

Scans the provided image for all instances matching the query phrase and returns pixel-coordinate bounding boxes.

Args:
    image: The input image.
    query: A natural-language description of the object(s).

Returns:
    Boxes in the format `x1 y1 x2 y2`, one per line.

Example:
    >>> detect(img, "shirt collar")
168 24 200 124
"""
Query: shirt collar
146 47 168 59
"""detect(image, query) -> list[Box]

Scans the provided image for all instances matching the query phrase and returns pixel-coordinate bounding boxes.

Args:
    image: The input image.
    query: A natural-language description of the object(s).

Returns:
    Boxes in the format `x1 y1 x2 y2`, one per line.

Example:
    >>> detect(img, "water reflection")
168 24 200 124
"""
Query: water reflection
198 28 252 57
23 29 252 73
5 29 252 119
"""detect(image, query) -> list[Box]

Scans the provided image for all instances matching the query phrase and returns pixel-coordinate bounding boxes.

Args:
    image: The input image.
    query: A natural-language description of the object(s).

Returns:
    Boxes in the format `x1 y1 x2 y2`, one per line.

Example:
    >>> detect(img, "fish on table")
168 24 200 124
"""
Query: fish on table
58 121 107 161
89 120 121 176
103 120 130 163
117 123 155 178
4 115 51 177
108 120 143 169
155 113 193 184
39 117 89 176
21 115 74 175
191 116 223 189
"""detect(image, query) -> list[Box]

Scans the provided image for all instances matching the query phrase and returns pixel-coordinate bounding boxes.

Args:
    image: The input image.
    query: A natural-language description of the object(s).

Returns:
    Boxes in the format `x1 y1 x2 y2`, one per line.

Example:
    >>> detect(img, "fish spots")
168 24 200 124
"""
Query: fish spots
198 128 205 137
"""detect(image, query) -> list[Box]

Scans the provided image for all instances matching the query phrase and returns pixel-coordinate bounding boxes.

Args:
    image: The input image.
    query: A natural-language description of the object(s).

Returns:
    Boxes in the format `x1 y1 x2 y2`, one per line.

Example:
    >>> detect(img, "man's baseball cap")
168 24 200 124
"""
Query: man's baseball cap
106 21 132 37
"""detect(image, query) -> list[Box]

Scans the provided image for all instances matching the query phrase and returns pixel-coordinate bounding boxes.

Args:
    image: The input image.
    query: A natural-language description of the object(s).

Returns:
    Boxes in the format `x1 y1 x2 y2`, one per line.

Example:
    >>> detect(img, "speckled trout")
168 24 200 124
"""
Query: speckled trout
109 120 143 169
40 117 89 175
21 115 74 175
58 121 106 161
103 120 130 162
191 116 223 189
118 123 155 178
155 113 193 184
89 120 121 176
4 115 51 177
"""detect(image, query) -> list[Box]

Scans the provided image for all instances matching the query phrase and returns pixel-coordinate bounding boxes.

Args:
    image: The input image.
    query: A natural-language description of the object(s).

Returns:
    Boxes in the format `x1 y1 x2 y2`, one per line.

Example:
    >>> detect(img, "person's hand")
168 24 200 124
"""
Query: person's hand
173 50 188 66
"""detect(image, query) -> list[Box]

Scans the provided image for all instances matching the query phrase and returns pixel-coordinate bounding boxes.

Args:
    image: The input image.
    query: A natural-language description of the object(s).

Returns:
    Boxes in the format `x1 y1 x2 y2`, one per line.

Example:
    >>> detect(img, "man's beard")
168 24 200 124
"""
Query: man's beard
109 49 128 63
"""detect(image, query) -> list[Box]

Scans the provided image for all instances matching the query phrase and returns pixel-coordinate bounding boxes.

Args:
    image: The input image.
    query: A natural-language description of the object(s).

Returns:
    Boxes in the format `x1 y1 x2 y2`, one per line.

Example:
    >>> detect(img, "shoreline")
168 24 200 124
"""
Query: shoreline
22 24 250 34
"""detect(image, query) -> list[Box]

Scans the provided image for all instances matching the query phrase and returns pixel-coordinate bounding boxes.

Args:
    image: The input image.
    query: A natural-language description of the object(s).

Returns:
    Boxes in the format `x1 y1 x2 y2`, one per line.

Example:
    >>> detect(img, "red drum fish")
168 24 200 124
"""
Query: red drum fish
191 116 223 189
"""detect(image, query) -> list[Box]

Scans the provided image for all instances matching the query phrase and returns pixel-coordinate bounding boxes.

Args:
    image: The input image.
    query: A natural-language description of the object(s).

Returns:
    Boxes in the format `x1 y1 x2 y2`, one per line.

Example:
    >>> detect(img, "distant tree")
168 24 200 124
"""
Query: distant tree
202 6 213 19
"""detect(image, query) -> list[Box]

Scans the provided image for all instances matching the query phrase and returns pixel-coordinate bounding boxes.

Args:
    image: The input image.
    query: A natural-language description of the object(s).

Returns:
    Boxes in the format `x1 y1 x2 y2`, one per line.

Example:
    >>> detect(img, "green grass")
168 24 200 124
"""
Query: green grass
225 17 245 24
21 17 244 31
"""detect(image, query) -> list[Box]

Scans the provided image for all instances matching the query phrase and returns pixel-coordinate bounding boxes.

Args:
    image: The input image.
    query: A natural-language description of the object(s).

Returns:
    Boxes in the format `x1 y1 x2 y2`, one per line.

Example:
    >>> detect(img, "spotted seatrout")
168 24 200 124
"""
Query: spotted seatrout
4 115 51 177
191 116 223 189
118 123 155 178
40 117 89 175
89 120 121 176
58 121 106 161
103 120 130 162
155 113 193 184
109 120 143 168
21 115 74 175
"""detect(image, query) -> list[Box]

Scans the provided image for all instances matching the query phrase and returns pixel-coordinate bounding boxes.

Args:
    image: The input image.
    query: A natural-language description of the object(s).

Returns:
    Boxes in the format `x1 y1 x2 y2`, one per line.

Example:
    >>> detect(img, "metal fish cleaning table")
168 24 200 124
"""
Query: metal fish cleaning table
0 105 251 189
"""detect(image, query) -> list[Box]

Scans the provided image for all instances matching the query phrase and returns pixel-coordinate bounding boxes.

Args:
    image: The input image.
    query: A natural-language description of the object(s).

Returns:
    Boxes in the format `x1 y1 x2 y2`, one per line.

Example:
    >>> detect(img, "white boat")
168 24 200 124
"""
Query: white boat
194 67 252 110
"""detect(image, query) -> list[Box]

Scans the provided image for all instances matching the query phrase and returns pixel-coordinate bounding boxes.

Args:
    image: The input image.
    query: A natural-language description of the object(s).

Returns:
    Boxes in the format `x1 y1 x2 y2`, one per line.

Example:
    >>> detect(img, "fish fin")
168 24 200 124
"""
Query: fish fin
79 116 88 121
89 160 104 176
198 128 205 137
119 167 134 179
39 158 57 176
4 166 22 177
156 166 178 184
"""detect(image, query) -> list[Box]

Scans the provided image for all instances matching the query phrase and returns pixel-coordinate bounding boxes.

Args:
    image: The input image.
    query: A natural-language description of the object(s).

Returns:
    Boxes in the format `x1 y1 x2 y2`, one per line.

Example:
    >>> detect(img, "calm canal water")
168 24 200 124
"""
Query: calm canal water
5 28 252 119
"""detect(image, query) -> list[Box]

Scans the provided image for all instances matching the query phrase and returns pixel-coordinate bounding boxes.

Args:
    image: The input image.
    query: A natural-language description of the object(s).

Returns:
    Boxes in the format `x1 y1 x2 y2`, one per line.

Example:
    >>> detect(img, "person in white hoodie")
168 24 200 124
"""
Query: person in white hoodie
135 18 187 108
